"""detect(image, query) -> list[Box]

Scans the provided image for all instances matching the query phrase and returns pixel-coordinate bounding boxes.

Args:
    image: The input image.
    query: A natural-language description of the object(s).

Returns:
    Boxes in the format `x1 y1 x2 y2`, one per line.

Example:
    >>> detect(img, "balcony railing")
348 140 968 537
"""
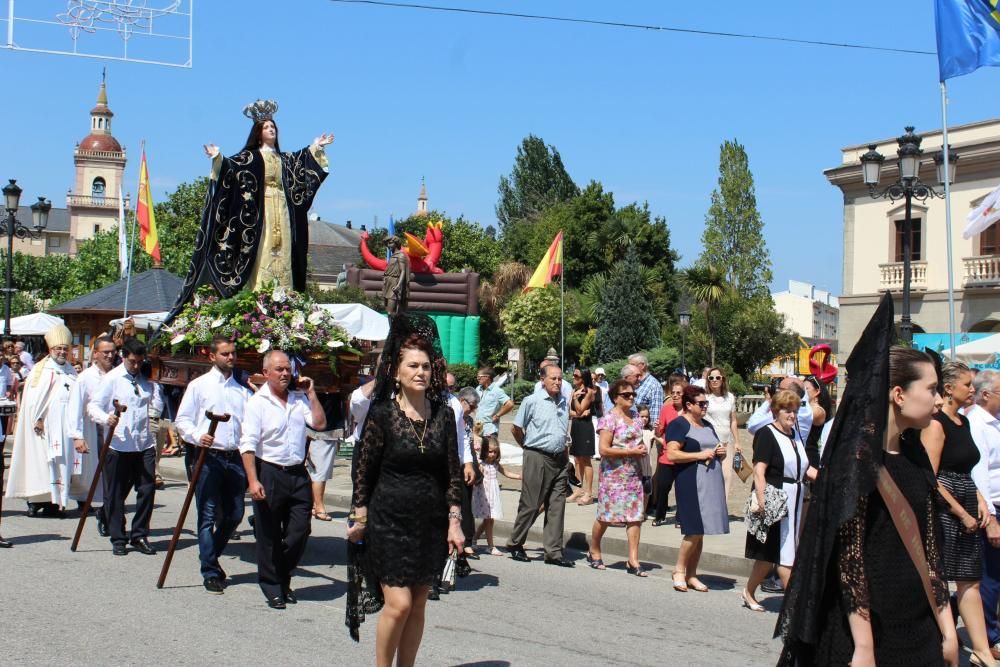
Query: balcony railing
67 194 117 209
964 255 1000 287
879 261 927 291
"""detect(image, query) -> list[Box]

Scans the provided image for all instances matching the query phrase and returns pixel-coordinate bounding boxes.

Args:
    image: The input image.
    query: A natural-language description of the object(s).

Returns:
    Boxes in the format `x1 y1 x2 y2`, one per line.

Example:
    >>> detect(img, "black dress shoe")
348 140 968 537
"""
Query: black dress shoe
26 503 41 517
651 519 668 527
509 547 530 562
97 516 110 537
544 556 576 568
230 532 241 541
267 596 286 610
129 538 157 555
203 577 224 595
112 543 128 556
0 535 12 548
283 589 298 604
427 585 440 600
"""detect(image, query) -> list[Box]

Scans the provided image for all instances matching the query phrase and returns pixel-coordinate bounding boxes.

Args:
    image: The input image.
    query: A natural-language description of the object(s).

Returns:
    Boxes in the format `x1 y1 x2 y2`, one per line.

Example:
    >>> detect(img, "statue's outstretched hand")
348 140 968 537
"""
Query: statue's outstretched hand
203 144 220 158
313 134 335 147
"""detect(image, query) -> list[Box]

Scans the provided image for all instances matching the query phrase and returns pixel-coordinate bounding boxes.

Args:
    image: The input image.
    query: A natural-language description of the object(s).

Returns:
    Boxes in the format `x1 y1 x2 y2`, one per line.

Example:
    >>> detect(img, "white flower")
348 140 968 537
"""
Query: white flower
307 310 325 325
291 313 305 329
327 340 344 349
171 334 186 345
211 318 225 328
272 286 287 303
174 317 188 329
256 301 268 316
257 338 271 353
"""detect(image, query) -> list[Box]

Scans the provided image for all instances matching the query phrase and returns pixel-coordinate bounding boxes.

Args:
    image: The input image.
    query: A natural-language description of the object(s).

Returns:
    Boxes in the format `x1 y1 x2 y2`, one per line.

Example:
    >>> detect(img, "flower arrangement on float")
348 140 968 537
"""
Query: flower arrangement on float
161 282 360 370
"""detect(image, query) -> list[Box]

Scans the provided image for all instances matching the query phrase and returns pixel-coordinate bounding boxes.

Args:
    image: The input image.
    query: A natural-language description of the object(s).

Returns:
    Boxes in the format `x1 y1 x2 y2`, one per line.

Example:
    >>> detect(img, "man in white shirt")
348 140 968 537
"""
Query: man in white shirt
67 334 117 537
175 336 252 595
746 377 813 447
15 341 34 371
967 369 1000 654
88 337 163 557
240 349 326 610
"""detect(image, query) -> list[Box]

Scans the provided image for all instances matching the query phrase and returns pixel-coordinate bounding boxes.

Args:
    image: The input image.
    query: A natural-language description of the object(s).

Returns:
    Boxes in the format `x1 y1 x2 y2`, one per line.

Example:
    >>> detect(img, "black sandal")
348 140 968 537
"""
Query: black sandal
626 563 648 577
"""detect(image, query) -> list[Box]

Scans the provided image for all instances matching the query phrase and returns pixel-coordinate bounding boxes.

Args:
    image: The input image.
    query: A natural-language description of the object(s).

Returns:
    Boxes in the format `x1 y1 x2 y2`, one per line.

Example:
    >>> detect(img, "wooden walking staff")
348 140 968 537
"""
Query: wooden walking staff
71 400 127 552
156 411 231 589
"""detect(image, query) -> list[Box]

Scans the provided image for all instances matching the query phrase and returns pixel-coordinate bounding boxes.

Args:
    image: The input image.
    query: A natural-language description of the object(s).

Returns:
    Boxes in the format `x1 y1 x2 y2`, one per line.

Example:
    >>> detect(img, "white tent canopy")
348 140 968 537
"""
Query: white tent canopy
943 333 1000 365
8 312 64 336
110 303 390 342
317 303 389 341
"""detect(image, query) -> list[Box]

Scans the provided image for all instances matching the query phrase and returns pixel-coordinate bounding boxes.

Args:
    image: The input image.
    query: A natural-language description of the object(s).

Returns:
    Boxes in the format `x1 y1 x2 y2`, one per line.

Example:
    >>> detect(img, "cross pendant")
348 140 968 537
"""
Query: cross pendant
417 442 426 454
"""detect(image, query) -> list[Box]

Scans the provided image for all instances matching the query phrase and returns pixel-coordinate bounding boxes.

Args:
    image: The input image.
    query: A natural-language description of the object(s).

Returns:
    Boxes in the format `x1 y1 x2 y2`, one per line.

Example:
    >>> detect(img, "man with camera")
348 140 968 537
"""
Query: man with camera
239 349 326 609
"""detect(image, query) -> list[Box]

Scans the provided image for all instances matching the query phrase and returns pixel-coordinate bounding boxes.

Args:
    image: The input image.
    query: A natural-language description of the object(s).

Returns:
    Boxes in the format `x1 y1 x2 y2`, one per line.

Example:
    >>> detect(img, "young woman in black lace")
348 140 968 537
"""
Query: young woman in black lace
922 361 996 667
347 332 464 667
777 294 959 667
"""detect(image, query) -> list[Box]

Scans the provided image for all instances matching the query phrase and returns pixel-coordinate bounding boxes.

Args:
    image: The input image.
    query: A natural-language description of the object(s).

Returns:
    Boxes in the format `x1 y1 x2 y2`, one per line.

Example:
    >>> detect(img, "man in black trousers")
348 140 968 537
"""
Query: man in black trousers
88 337 163 556
239 350 326 609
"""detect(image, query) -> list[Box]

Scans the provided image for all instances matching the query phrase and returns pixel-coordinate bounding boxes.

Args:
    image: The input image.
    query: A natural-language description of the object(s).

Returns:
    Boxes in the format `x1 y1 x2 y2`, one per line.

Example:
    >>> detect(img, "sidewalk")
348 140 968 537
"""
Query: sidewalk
158 417 758 577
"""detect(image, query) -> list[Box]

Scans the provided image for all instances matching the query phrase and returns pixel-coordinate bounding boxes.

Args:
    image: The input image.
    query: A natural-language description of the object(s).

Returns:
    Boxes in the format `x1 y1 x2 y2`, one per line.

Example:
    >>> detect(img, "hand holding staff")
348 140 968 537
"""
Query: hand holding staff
71 400 126 552
156 411 231 589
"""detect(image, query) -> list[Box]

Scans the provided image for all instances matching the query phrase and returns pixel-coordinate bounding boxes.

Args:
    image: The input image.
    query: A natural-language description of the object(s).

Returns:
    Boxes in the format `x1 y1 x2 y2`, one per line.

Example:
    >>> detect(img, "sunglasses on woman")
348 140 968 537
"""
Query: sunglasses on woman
618 392 636 399
694 400 709 408
708 375 723 381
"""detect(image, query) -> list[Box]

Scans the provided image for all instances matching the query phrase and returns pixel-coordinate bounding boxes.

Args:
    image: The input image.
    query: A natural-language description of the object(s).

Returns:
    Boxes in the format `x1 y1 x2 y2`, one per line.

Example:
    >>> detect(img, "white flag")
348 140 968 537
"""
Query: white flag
964 182 1000 239
118 187 129 279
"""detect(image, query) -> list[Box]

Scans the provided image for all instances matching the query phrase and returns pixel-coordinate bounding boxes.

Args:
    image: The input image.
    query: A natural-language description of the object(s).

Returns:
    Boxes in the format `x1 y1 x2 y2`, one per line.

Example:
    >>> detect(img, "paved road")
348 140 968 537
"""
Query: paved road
0 480 785 666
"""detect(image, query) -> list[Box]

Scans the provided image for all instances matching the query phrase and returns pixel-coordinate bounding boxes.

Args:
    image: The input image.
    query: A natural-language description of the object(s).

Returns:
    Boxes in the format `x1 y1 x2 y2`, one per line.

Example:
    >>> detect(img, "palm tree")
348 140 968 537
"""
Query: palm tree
479 261 531 320
682 264 730 366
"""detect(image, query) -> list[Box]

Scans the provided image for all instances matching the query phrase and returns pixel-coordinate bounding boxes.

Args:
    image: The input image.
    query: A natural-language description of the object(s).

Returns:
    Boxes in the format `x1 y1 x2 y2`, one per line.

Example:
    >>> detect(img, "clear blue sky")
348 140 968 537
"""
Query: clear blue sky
3 1 1000 296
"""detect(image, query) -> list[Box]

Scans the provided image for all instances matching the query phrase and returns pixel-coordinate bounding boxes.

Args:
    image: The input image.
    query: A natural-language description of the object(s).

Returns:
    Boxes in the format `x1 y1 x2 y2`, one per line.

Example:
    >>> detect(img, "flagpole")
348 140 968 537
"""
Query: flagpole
940 82 958 359
560 266 565 368
123 140 142 318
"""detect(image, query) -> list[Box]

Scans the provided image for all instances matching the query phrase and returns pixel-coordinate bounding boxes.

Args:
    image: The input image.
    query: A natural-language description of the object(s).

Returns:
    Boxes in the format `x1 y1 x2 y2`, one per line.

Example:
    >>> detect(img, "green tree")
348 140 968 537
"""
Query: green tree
496 134 578 234
700 139 772 300
715 297 798 381
682 264 731 366
153 177 209 276
593 246 660 361
499 286 561 363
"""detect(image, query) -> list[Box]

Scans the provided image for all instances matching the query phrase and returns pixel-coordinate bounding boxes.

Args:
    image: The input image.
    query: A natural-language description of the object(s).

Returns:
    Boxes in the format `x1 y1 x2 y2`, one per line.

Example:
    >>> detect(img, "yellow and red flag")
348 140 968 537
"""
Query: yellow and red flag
136 148 161 263
523 231 563 292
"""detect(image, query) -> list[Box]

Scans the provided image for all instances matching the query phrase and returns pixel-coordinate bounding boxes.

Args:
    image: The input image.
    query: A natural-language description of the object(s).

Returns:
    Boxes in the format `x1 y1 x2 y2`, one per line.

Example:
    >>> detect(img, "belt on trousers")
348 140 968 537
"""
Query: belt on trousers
257 457 306 473
525 447 566 459
205 448 241 460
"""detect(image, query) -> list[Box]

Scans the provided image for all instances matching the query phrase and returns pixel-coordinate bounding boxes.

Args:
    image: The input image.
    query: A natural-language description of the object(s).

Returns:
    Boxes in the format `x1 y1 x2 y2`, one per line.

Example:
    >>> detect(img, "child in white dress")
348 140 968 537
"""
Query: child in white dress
472 439 521 555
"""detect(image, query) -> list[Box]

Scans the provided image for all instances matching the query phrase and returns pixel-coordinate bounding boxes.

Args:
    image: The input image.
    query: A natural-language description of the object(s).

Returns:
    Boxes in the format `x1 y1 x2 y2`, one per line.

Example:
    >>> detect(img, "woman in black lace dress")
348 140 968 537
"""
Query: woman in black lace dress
777 294 959 667
348 331 464 667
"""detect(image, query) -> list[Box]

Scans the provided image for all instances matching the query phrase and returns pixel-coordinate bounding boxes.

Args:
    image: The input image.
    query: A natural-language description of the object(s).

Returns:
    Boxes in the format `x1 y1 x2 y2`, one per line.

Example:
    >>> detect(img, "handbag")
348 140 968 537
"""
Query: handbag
743 484 789 543
733 451 752 483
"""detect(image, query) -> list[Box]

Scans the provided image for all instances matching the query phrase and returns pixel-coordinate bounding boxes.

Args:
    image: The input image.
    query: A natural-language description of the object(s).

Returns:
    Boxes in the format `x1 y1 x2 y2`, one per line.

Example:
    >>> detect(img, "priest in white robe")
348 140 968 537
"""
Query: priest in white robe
5 325 80 514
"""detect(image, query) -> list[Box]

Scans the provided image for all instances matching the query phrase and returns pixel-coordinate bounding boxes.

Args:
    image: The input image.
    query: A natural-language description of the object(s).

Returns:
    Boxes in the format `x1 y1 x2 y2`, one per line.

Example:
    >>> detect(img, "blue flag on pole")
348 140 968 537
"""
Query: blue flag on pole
386 215 395 261
935 0 1000 80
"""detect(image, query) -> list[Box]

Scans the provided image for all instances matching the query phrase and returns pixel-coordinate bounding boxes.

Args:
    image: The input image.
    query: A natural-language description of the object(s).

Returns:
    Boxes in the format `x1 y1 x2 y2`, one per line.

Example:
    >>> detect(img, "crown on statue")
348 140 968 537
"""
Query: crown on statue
242 99 278 123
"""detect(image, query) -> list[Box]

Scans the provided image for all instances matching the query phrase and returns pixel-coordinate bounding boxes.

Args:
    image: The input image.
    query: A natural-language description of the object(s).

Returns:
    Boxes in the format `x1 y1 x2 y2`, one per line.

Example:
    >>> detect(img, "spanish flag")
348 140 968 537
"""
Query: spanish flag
136 148 161 263
523 231 563 292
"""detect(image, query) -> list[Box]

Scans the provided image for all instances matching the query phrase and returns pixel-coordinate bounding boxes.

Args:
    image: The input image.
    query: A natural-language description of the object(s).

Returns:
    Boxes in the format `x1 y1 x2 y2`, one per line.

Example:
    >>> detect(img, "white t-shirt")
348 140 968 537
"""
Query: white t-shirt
704 392 735 444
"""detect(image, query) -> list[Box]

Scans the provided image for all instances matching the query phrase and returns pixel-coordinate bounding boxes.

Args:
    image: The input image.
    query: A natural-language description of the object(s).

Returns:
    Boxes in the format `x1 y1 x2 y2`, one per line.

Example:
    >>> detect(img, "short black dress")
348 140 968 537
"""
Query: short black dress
569 388 598 458
934 411 983 581
352 399 464 587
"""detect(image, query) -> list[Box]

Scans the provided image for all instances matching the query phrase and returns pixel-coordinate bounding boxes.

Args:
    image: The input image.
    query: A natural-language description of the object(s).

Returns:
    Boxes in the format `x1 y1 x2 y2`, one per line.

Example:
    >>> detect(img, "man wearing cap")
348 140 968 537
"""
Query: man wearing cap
593 367 611 413
4 325 80 517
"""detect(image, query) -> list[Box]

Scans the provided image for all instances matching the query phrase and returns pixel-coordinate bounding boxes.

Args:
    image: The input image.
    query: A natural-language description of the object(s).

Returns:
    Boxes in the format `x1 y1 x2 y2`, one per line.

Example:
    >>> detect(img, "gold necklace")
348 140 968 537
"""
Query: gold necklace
403 400 429 453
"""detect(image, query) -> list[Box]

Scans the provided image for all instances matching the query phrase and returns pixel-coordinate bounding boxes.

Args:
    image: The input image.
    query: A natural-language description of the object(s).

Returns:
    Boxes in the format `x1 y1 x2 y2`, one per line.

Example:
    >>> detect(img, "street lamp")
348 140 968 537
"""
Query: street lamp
1 179 50 337
858 127 956 344
679 311 691 376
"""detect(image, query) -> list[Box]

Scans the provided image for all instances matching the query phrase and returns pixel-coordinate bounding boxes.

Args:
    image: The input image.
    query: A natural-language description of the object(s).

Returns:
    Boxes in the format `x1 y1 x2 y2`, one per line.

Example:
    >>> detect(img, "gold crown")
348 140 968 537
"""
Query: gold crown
242 99 278 123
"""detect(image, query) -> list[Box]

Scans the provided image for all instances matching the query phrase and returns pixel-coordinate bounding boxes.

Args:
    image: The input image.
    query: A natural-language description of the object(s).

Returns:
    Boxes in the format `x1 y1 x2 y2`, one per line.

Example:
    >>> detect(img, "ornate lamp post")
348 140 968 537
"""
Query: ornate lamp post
679 311 691 376
859 127 957 344
1 179 50 337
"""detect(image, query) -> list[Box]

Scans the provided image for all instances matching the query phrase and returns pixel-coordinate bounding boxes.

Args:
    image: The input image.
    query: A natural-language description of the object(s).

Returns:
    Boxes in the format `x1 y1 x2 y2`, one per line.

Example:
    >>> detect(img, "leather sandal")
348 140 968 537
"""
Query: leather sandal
312 510 332 521
577 494 595 506
672 572 688 592
687 577 709 592
741 589 765 612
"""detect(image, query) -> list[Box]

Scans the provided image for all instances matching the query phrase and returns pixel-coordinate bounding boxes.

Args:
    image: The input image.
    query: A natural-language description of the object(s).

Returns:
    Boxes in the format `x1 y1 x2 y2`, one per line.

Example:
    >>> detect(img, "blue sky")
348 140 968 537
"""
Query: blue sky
3 1 1000 296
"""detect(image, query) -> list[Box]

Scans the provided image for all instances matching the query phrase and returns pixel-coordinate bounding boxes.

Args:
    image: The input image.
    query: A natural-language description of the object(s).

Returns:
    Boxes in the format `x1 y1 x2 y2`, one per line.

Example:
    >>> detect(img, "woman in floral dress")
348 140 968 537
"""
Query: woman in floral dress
586 379 650 576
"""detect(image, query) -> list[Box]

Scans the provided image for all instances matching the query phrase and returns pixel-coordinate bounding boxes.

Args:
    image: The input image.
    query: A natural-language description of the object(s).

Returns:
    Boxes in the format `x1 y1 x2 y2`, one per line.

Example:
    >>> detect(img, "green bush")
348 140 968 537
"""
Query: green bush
595 345 680 384
447 363 479 389
509 379 536 402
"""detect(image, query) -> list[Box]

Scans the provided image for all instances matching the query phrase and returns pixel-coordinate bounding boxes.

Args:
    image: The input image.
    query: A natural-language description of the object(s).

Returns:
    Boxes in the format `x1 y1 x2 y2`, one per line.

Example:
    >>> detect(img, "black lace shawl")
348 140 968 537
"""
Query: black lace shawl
775 293 895 662
346 313 447 641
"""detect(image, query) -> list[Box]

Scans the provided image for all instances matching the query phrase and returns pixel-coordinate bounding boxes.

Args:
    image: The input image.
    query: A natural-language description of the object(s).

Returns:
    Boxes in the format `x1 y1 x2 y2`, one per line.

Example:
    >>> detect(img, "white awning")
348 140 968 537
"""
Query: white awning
8 312 64 336
317 303 389 341
943 333 1000 365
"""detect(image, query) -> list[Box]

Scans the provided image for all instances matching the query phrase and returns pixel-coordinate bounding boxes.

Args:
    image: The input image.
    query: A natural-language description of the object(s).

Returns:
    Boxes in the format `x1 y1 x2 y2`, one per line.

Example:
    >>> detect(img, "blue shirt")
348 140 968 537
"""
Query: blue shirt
513 390 569 455
634 373 664 424
475 383 510 437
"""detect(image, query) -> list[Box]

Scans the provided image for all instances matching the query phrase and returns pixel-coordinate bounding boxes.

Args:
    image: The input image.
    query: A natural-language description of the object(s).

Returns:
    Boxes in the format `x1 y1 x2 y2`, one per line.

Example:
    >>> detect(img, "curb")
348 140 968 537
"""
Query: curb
158 459 754 578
